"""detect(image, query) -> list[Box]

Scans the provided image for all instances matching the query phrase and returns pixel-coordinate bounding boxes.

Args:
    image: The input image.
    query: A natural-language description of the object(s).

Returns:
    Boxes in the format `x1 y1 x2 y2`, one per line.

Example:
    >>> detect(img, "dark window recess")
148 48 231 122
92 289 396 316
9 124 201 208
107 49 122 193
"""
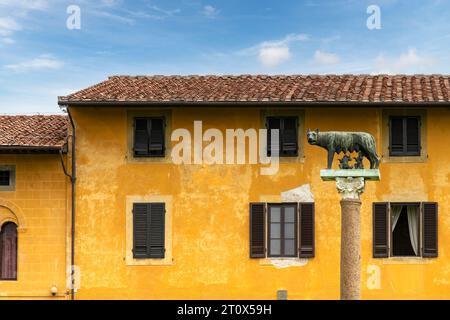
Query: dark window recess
422 202 438 258
389 116 421 156
268 204 297 258
133 203 165 259
134 118 165 157
299 203 315 258
0 222 18 281
392 206 418 257
249 203 266 258
267 117 298 157
0 171 10 186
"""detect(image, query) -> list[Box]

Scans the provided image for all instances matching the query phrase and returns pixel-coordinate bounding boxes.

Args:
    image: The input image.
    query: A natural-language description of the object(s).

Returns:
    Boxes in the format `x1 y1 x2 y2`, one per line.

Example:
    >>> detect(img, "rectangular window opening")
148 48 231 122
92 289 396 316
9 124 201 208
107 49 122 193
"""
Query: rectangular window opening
268 204 297 258
391 204 420 257
267 117 299 157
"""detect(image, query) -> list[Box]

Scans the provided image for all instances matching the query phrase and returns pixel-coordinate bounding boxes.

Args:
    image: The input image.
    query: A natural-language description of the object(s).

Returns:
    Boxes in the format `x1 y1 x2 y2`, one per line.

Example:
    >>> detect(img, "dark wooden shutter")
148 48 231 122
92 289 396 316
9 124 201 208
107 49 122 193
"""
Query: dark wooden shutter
422 202 438 258
390 117 404 155
149 203 165 258
133 203 150 259
250 203 266 258
266 118 281 157
0 222 17 280
134 119 149 156
299 203 314 258
149 118 165 156
281 118 298 156
406 117 420 155
373 203 389 258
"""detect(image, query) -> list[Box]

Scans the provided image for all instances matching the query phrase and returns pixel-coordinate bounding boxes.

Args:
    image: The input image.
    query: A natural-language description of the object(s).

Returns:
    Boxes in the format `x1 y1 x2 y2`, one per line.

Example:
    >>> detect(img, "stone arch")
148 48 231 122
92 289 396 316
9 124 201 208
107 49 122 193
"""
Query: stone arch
0 199 27 233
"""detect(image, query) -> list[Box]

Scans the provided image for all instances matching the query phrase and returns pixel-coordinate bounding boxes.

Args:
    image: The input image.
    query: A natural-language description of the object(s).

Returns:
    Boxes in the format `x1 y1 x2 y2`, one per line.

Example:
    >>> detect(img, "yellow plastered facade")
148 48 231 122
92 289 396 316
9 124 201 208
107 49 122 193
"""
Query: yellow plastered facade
1 106 449 300
68 106 449 300
0 155 68 300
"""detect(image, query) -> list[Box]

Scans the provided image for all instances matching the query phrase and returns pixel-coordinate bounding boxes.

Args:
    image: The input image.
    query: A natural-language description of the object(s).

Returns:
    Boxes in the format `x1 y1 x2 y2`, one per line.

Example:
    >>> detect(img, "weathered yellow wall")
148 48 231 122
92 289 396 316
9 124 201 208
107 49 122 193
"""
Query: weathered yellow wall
71 106 449 300
0 155 68 300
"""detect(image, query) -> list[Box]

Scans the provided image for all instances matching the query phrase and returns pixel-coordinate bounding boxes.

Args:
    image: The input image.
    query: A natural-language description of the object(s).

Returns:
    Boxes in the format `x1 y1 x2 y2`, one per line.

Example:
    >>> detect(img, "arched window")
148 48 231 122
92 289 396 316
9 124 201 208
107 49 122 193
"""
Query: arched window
0 222 17 280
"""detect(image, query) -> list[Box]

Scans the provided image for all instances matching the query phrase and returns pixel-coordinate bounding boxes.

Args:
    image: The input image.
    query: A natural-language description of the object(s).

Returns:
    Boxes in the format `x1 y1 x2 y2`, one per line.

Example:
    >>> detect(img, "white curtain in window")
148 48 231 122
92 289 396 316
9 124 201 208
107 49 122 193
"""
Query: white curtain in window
391 205 403 231
407 206 419 256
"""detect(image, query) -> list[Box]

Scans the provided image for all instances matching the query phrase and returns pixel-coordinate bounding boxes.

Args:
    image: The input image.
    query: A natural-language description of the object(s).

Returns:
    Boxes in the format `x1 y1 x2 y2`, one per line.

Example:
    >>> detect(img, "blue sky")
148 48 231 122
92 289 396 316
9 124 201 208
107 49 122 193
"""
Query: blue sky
0 0 449 114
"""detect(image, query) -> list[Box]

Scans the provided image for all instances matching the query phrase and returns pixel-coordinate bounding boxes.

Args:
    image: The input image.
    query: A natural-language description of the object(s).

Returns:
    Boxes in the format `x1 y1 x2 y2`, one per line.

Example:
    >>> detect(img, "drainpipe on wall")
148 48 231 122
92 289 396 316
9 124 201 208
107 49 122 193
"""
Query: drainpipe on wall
68 108 76 301
59 106 76 300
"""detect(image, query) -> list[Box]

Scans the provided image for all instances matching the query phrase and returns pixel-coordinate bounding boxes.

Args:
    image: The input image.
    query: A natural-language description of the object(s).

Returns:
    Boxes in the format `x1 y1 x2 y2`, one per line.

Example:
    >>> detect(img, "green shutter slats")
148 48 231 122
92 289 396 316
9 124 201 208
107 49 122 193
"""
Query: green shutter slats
281 117 298 155
390 116 421 156
134 119 150 155
299 203 315 258
133 203 150 259
133 203 165 259
422 202 438 258
149 203 165 259
406 117 420 154
373 202 389 258
149 118 165 155
133 117 165 157
250 203 266 258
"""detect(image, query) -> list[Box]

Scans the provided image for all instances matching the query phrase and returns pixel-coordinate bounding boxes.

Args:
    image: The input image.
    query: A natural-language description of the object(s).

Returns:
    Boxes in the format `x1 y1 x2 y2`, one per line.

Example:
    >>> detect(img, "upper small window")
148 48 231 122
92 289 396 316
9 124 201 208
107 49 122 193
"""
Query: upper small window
0 170 10 186
0 166 15 191
266 117 298 157
389 116 421 156
133 117 165 157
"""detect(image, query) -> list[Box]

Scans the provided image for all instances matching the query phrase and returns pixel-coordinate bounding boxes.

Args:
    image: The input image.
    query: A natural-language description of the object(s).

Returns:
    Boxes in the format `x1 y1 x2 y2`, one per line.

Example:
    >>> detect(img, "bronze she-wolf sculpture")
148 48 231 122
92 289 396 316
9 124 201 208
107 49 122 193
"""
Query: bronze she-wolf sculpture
307 129 380 169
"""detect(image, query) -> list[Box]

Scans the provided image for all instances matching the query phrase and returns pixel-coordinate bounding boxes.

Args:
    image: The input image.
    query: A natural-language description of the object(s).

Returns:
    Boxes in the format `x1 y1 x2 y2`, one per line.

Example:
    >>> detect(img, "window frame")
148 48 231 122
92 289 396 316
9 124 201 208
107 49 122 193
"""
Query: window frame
266 116 299 158
0 222 18 281
390 202 421 258
0 165 16 192
267 203 298 258
133 117 166 158
389 116 421 157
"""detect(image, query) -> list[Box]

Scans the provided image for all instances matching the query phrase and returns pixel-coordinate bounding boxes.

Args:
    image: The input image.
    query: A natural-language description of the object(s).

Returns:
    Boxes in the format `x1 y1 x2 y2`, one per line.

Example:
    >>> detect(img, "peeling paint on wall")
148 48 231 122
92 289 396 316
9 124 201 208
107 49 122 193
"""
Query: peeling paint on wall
281 184 314 203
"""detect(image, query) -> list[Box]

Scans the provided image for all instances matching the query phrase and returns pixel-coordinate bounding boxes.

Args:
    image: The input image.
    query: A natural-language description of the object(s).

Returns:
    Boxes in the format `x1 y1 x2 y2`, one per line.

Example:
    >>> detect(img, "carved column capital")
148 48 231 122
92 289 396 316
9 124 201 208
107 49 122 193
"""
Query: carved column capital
336 177 365 201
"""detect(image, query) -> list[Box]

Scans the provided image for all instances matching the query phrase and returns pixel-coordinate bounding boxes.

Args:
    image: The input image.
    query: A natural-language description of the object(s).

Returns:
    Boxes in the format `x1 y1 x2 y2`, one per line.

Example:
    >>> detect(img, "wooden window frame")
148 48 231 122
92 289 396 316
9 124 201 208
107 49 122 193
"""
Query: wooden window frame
266 116 299 158
133 117 166 158
0 222 18 281
267 203 298 258
389 116 421 157
373 201 438 259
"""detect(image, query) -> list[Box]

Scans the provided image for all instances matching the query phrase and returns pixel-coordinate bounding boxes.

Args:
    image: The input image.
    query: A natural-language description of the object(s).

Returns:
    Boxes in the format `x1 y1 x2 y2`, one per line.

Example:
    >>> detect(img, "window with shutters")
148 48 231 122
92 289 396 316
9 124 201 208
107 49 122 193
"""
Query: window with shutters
132 203 166 259
382 110 427 163
250 202 314 259
0 166 15 192
0 222 18 281
133 117 166 157
373 202 438 258
266 117 299 157
389 116 421 156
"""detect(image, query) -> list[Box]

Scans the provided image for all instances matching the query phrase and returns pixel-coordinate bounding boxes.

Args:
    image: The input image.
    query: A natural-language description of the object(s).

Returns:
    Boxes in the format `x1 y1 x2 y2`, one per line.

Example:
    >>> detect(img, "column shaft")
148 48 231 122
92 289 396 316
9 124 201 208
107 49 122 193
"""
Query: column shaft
340 199 361 300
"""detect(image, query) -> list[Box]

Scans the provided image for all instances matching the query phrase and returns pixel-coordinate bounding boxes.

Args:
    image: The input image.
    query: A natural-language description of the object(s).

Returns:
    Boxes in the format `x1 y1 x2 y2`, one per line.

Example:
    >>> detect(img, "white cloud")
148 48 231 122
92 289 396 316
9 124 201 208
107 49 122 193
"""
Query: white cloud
0 37 15 45
4 55 64 72
372 48 436 74
0 17 21 36
202 5 218 18
0 0 48 10
313 50 340 65
238 33 309 68
259 46 291 68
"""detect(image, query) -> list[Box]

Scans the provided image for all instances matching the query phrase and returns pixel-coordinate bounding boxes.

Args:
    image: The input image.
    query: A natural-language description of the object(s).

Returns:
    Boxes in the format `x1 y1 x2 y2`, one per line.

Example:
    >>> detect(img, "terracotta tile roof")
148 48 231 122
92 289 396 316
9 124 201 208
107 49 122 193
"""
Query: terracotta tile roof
59 75 450 104
0 115 68 150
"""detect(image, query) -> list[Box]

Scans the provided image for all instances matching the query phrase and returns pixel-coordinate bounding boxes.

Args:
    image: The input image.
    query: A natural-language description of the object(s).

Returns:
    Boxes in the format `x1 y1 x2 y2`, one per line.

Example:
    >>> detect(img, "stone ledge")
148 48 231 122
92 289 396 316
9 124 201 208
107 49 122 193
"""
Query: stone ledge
320 169 381 181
